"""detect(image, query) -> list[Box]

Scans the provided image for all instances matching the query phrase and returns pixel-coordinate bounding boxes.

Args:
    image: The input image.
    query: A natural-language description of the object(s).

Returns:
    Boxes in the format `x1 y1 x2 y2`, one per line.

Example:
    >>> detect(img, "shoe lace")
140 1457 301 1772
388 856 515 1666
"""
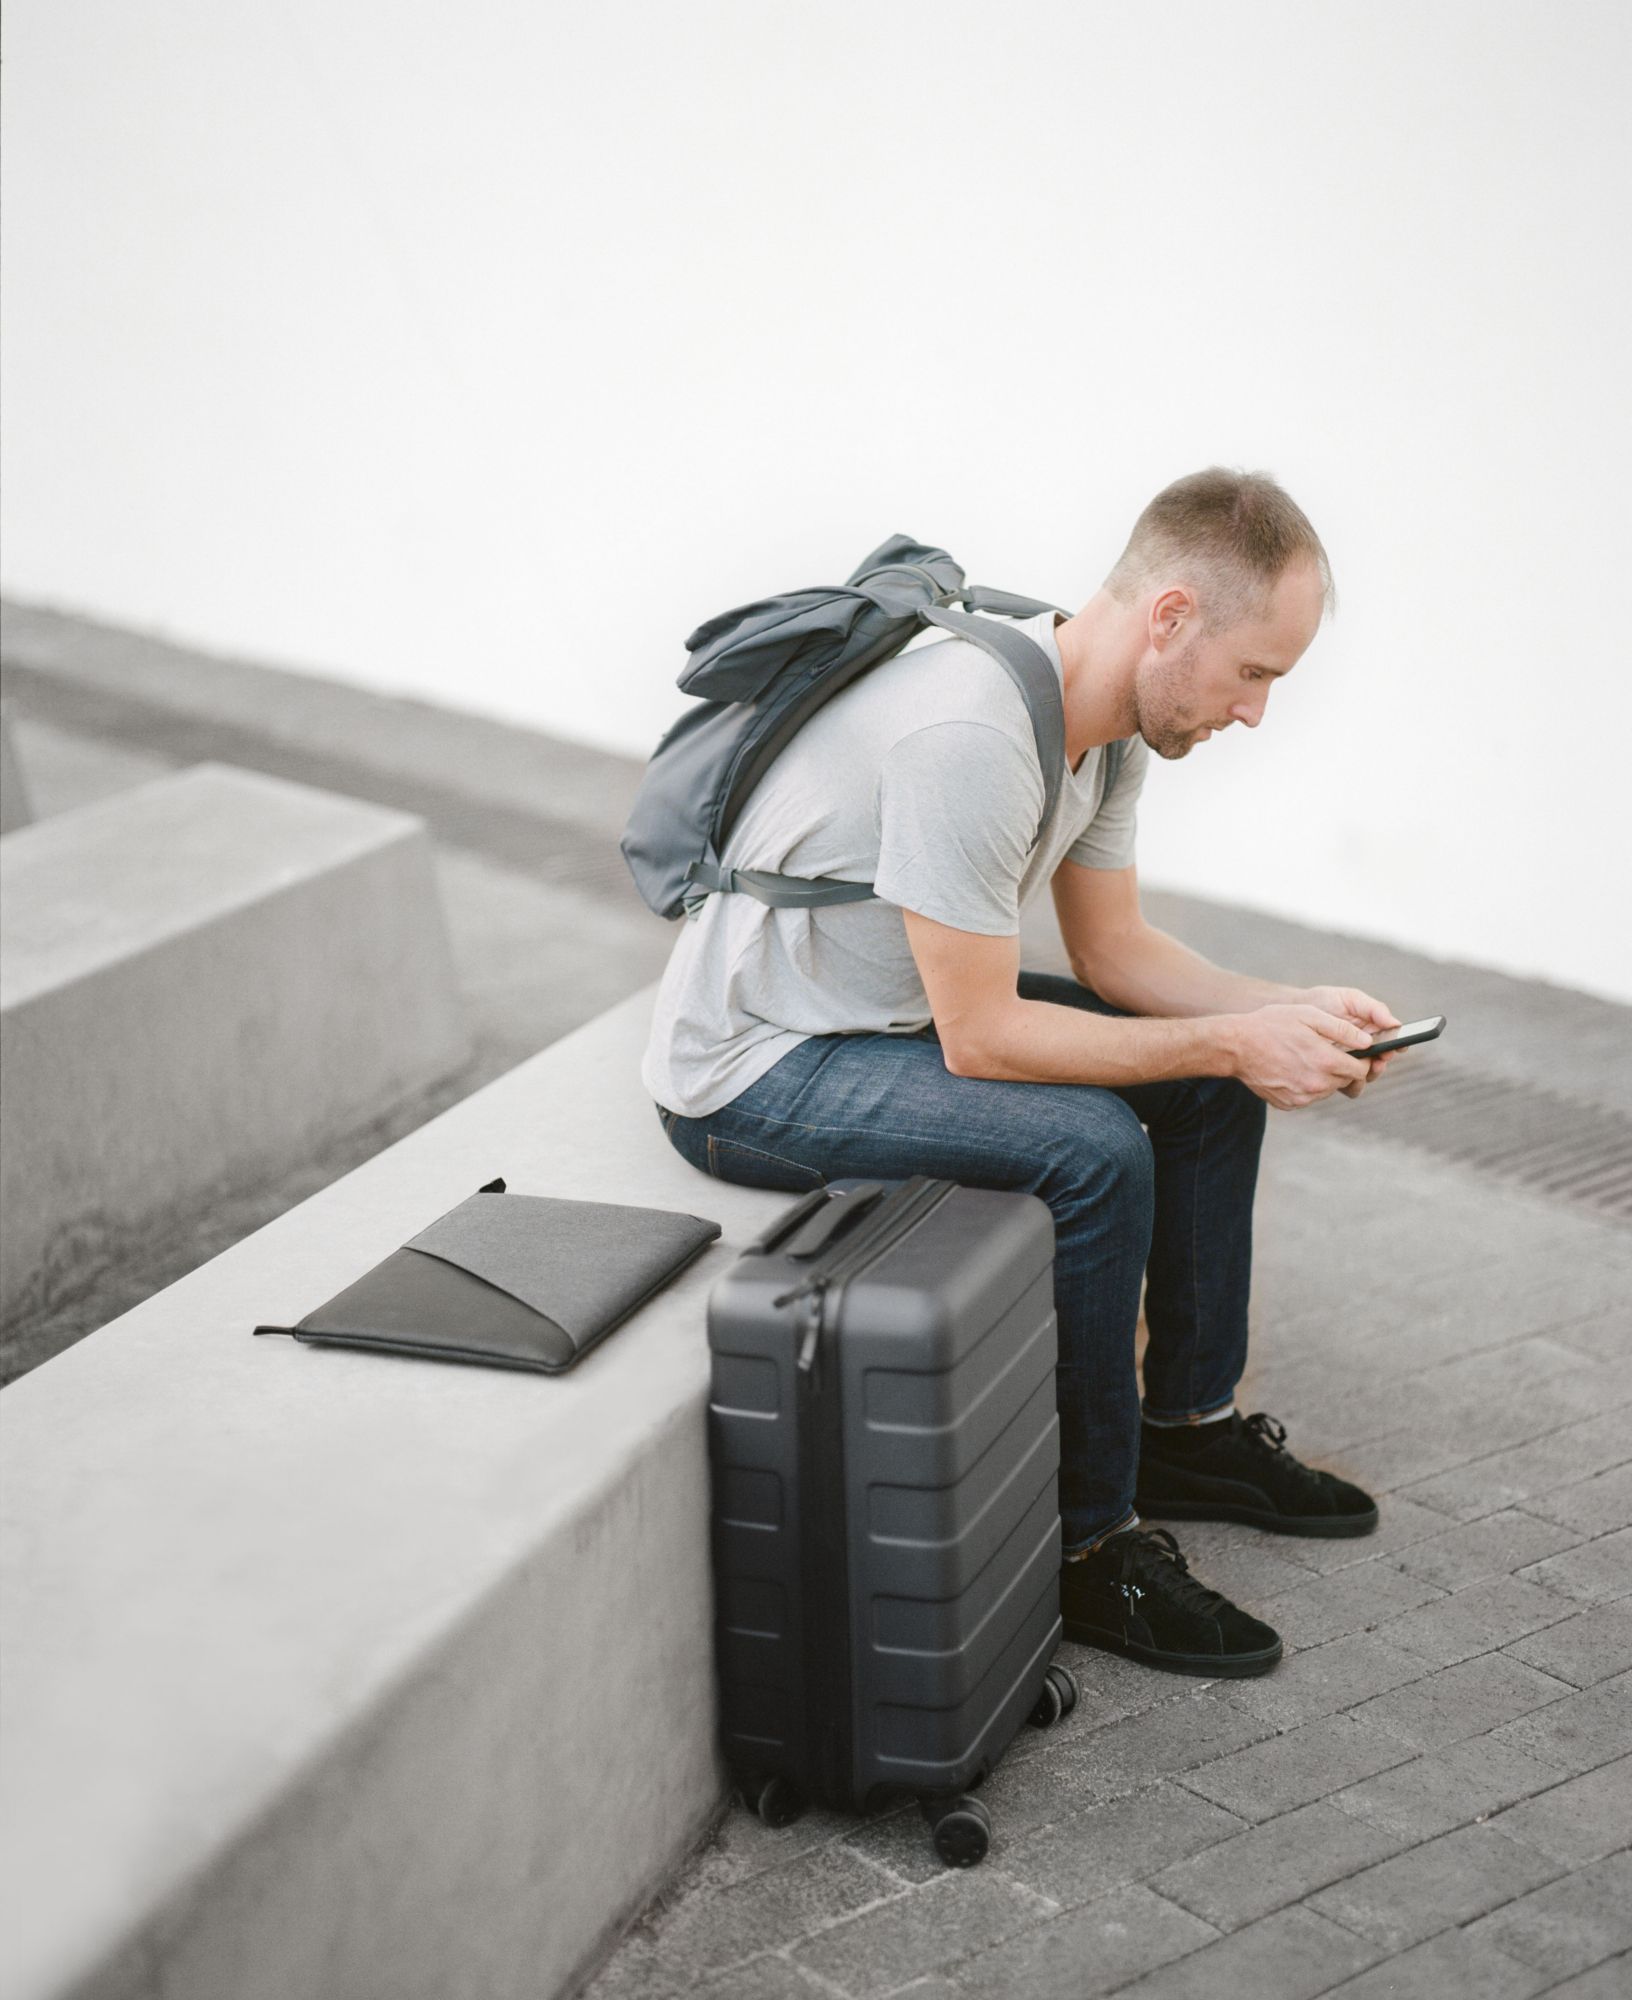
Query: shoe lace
1117 1527 1227 1617
1241 1411 1329 1497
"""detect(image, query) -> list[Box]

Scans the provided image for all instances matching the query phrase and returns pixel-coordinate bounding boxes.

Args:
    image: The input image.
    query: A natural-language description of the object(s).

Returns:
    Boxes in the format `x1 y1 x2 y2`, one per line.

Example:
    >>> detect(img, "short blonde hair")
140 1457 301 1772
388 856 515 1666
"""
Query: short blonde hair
1104 467 1336 635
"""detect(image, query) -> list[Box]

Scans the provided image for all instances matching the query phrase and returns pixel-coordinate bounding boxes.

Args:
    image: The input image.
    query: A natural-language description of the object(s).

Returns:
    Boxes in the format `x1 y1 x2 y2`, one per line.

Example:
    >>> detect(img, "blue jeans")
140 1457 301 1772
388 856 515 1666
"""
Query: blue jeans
657 970 1267 1551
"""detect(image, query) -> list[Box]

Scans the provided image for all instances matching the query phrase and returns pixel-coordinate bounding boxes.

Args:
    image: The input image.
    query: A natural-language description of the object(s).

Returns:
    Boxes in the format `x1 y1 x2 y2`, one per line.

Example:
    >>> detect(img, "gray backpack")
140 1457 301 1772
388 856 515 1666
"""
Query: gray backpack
619 535 1125 921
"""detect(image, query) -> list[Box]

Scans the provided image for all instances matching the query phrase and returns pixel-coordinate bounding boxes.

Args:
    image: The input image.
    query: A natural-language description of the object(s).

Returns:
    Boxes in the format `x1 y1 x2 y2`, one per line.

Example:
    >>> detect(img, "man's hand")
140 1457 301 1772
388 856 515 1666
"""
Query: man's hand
1296 985 1402 1098
1228 1003 1375 1110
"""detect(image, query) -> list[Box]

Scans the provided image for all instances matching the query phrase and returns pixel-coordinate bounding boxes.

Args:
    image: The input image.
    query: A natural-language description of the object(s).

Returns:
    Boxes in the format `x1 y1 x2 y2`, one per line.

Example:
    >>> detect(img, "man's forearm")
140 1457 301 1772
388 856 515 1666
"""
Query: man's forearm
1074 923 1301 1019
952 997 1242 1087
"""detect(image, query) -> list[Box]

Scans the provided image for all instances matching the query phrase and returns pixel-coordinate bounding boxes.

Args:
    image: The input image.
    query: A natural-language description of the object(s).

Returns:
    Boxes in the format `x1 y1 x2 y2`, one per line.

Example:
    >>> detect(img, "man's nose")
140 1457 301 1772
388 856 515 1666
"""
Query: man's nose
1228 698 1265 729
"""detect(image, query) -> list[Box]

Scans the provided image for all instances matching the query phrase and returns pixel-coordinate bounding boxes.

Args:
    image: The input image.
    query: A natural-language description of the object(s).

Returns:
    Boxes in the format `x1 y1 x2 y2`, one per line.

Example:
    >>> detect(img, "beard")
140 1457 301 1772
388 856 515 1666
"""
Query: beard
1133 632 1205 761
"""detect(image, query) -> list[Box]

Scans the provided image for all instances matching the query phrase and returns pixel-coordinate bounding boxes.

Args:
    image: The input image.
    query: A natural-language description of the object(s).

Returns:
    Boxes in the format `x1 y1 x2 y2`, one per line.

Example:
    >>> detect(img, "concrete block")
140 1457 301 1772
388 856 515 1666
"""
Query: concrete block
684 1955 837 2000
1180 1713 1416 1824
1487 1755 1632 1867
0 763 469 1344
1374 1574 1577 1668
1516 1527 1632 1605
1523 1463 1632 1537
1230 1633 1428 1731
644 1845 900 1984
1330 1734 1567 1843
790 1868 1042 1998
1253 1561 1444 1648
1320 1929 1549 1999
952 1882 1218 1998
1403 1409 1632 1521
1489 1671 1632 1775
1110 1905 1382 2000
578 1939 687 2000
0 712 175 823
0 700 34 832
1503 1602 1632 1687
992 1783 1243 1910
1149 1800 1405 1934
1394 1509 1585 1591
1463 1850 1632 1982
1347 1652 1575 1750
1336 1373 1621 1496
0 985 792 2000
1306 1823 1562 1952
1531 1955 1632 1998
1045 1687 1275 1799
1267 1495 1451 1577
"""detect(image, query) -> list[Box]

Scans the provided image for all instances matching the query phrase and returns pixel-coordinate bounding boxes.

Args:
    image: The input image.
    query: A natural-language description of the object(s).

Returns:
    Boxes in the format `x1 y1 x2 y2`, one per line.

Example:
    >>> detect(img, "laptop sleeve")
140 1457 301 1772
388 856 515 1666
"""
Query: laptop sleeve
253 1178 722 1373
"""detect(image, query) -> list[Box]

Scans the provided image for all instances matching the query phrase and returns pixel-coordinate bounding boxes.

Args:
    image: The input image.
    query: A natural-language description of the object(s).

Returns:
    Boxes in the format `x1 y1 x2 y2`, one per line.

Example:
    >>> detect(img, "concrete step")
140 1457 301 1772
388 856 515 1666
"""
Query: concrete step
0 983 781 2000
0 763 470 1356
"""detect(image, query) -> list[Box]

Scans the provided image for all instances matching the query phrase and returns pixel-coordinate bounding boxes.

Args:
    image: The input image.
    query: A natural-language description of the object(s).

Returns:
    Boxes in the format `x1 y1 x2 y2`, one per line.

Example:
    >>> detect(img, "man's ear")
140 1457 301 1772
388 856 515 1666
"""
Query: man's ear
1149 585 1195 651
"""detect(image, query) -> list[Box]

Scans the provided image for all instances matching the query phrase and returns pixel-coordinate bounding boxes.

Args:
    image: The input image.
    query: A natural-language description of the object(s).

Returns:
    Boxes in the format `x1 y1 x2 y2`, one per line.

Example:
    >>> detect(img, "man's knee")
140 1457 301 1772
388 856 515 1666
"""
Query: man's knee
1052 1112 1156 1222
1204 1074 1269 1145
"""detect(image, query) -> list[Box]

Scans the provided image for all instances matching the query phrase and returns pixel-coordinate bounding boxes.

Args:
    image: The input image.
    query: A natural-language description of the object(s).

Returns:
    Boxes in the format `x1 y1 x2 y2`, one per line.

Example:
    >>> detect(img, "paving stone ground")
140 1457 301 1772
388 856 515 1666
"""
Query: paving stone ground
3 600 1627 1998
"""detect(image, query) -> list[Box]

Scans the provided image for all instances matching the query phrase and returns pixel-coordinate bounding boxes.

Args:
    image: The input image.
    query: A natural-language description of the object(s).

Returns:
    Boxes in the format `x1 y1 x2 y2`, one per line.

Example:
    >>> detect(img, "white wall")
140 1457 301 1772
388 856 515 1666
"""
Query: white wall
5 1 1629 1002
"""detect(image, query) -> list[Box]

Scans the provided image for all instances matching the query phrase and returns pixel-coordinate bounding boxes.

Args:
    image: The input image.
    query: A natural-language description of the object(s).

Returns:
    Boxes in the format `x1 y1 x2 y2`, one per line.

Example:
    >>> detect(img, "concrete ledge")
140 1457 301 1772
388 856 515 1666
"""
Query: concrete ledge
0 985 787 2000
0 764 469 1345
1 700 33 832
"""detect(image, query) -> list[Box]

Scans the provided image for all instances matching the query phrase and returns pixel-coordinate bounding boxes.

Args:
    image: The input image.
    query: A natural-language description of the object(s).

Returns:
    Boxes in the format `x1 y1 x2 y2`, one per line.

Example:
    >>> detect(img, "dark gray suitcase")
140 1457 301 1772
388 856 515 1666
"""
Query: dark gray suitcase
707 1174 1079 1868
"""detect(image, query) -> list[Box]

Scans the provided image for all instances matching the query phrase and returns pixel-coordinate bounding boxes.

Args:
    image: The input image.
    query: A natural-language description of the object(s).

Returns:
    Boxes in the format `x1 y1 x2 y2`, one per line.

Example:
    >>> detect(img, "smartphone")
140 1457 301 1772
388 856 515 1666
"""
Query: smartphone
1363 1015 1447 1060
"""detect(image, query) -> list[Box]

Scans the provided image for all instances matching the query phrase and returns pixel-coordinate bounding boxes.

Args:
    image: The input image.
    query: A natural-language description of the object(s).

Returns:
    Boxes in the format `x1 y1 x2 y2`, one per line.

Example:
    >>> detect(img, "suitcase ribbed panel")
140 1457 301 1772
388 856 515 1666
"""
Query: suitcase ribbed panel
707 1183 1061 1811
838 1202 1060 1800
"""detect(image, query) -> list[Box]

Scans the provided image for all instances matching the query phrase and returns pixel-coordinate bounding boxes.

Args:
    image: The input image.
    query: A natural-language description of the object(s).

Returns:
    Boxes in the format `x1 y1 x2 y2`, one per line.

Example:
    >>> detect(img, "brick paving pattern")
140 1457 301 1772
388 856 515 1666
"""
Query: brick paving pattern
577 1119 1629 1998
572 936 1630 1996
4 600 1627 1997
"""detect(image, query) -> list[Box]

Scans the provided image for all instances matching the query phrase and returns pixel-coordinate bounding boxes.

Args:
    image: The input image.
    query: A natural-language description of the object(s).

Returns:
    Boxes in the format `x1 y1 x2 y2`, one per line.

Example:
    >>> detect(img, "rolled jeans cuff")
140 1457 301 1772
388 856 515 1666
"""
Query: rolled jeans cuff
1141 1395 1238 1427
1062 1507 1140 1559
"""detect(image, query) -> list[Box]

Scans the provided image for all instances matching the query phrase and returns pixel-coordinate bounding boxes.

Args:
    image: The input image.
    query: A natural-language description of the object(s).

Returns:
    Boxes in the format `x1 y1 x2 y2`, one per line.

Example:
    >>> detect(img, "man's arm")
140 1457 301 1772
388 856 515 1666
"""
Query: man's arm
900 903 1376 1108
1051 860 1302 1016
1051 860 1402 1080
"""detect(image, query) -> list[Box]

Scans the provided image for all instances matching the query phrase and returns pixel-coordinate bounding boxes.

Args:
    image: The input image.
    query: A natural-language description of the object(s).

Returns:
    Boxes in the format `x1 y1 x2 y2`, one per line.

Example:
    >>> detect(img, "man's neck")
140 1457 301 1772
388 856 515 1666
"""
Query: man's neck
1054 595 1140 767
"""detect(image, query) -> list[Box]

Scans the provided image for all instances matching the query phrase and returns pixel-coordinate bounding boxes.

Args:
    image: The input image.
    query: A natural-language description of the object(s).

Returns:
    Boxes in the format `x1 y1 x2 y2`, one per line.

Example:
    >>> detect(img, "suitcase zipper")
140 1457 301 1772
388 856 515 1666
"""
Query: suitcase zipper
798 1278 850 1805
777 1178 955 1374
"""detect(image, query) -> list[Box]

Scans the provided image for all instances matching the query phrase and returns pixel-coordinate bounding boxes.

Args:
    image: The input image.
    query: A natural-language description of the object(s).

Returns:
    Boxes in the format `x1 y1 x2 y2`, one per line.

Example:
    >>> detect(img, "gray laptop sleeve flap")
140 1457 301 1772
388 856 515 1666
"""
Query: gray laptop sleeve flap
253 1181 722 1374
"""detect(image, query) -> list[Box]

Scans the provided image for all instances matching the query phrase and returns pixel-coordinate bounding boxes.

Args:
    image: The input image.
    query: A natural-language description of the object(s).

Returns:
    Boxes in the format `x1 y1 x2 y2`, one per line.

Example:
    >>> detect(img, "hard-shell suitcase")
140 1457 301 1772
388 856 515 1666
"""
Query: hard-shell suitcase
706 1174 1079 1868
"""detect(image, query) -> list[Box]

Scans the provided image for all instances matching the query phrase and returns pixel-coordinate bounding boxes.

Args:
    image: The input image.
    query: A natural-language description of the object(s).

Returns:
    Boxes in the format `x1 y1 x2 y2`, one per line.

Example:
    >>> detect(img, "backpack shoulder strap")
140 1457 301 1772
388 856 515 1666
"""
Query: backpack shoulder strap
917 606 1065 852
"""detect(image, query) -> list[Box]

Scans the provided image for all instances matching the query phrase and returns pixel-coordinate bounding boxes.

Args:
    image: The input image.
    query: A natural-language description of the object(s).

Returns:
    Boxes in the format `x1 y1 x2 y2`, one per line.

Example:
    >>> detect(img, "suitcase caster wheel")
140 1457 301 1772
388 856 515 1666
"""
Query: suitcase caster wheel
1028 1661 1078 1730
924 1795 991 1868
753 1776 806 1828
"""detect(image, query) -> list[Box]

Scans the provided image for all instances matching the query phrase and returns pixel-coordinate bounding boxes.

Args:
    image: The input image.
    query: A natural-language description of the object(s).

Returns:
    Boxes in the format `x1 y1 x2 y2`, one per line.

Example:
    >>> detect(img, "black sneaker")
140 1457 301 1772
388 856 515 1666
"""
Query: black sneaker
1060 1526 1283 1678
1137 1411 1379 1539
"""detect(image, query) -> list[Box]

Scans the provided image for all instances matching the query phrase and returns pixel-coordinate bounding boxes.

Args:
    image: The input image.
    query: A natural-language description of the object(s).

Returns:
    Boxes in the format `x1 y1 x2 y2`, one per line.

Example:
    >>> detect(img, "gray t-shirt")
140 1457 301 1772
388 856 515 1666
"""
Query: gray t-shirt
641 610 1150 1117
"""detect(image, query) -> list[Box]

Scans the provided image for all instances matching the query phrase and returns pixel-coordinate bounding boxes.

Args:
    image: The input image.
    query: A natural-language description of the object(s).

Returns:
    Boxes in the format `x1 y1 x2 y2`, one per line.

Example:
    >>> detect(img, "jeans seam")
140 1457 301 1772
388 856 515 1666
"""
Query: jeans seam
707 1132 824 1186
1185 1081 1209 1412
710 1090 1136 1147
715 1113 1045 1180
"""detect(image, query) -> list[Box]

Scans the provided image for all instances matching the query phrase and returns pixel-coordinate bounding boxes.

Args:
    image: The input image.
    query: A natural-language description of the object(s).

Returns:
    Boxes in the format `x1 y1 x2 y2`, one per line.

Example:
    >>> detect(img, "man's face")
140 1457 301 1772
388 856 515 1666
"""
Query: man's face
1133 558 1327 761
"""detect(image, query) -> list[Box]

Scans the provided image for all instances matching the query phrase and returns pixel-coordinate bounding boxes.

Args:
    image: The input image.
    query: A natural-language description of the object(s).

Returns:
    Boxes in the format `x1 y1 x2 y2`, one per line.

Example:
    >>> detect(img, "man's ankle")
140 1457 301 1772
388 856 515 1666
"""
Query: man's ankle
1142 1406 1236 1455
1064 1511 1140 1562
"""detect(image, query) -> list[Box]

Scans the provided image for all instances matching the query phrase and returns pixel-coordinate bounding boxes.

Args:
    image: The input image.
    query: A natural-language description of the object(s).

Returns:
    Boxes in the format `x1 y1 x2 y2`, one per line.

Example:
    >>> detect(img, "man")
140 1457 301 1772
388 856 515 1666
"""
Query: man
644 468 1399 1678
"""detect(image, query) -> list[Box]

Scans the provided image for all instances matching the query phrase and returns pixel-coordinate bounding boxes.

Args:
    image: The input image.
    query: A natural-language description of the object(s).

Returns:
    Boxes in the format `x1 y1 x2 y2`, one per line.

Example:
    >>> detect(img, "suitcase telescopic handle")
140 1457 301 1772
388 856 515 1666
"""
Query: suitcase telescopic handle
782 1182 888 1260
748 1187 833 1256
